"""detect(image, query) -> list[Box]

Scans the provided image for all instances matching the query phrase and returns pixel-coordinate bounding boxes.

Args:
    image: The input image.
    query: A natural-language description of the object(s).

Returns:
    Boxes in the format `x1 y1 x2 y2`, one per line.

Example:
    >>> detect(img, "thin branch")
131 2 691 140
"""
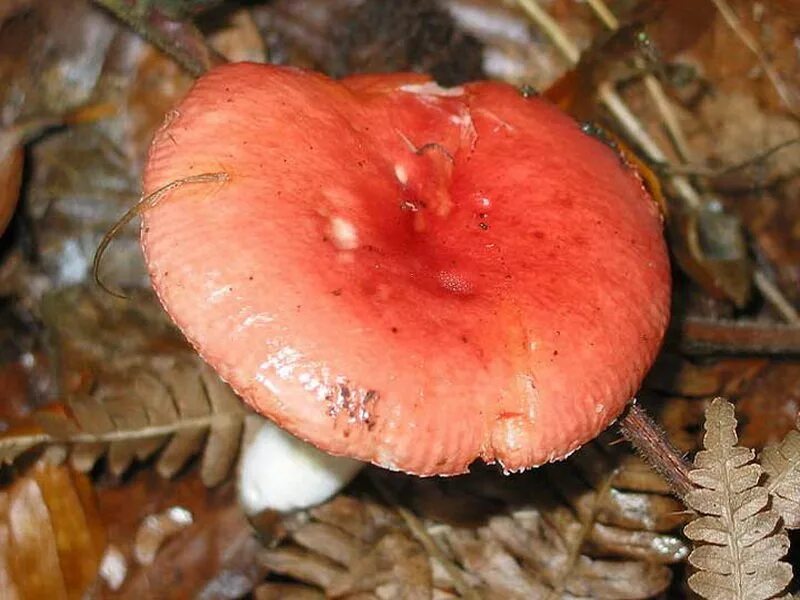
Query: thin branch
618 402 694 498
516 0 580 63
583 0 696 176
678 317 800 355
754 270 800 324
595 81 702 208
515 0 702 208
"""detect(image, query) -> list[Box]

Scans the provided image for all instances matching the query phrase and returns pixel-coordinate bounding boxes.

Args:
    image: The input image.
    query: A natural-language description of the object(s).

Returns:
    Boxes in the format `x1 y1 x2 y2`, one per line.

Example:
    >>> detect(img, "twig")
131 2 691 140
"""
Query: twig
678 316 800 355
618 402 694 498
583 0 697 175
595 81 702 209
515 0 579 63
640 73 694 164
585 0 695 163
662 137 800 178
514 0 702 208
709 0 800 116
754 270 800 324
584 0 617 29
93 0 224 77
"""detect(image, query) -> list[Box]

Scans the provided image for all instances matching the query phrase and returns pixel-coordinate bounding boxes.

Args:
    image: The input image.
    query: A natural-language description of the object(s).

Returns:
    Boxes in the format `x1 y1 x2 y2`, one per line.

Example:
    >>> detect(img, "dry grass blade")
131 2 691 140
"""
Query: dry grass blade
92 172 228 298
761 428 800 529
683 398 792 600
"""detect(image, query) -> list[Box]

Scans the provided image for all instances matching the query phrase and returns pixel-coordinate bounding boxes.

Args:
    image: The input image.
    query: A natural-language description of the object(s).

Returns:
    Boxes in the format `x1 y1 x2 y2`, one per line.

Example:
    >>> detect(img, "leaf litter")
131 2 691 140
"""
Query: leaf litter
1 0 800 598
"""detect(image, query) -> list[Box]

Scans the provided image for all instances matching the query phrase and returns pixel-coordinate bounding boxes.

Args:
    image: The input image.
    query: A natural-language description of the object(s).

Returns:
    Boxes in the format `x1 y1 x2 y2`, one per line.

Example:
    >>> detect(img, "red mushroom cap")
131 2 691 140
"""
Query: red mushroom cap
141 63 670 475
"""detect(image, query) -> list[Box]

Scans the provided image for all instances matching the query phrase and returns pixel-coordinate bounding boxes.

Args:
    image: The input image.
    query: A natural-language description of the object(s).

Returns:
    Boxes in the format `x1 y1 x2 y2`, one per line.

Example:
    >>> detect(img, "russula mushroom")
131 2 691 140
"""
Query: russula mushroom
140 64 670 495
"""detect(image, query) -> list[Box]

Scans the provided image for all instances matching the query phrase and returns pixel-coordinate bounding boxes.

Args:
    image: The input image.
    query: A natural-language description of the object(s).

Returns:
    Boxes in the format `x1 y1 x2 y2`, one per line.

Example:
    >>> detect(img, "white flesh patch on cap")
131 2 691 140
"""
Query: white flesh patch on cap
394 163 408 185
329 216 359 250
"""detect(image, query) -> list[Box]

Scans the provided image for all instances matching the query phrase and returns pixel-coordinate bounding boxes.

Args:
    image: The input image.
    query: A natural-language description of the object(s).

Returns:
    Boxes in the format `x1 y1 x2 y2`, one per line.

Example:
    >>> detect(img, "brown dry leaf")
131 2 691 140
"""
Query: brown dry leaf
734 362 800 449
685 0 800 116
761 427 800 530
93 471 267 598
643 352 767 399
0 286 251 486
0 459 107 600
132 506 194 566
0 361 34 424
205 7 267 63
683 398 792 600
669 204 753 308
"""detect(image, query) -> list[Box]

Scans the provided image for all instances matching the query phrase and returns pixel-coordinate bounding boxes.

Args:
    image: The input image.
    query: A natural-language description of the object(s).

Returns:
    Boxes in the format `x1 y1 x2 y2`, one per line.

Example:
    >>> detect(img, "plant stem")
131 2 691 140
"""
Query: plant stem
618 401 694 498
94 0 224 77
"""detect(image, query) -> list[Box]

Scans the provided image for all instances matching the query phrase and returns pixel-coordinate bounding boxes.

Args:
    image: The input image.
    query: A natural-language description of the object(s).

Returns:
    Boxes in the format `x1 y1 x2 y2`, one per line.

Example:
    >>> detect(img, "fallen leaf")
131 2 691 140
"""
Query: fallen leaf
0 460 106 600
95 471 267 599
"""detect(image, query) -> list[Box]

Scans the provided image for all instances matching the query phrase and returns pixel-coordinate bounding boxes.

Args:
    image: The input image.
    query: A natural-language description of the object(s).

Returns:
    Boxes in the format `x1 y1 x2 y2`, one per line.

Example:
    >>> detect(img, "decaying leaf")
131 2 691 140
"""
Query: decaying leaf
94 471 267 598
669 204 753 308
0 286 253 486
133 506 194 566
0 459 107 600
683 398 792 600
762 426 800 530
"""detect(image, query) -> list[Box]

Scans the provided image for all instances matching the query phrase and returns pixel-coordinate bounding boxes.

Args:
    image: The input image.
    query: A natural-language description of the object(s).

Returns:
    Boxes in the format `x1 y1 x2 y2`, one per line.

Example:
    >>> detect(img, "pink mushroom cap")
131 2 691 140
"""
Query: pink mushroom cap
141 63 671 475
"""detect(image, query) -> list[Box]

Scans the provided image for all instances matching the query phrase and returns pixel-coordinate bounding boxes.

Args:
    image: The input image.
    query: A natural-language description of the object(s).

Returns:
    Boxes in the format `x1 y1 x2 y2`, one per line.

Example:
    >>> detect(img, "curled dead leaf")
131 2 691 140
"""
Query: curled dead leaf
669 204 752 307
133 506 193 566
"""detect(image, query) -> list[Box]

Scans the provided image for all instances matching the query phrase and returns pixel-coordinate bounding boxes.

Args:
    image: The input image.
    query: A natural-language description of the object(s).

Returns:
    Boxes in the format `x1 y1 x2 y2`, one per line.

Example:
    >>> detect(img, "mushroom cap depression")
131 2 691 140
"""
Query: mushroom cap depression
141 63 671 476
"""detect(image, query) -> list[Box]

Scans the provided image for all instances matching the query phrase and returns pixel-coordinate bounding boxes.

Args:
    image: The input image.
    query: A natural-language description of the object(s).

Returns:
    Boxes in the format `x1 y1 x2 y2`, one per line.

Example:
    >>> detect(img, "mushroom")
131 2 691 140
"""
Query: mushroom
139 63 670 509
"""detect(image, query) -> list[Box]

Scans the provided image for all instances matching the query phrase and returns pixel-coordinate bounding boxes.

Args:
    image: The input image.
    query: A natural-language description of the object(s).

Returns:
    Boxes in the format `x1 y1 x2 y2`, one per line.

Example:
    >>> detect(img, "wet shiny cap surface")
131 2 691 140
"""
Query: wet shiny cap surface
141 63 671 475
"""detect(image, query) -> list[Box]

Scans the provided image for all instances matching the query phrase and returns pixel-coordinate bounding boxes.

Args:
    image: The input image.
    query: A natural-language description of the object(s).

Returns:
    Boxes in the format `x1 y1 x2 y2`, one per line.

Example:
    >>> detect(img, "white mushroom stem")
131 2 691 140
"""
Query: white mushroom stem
237 419 364 515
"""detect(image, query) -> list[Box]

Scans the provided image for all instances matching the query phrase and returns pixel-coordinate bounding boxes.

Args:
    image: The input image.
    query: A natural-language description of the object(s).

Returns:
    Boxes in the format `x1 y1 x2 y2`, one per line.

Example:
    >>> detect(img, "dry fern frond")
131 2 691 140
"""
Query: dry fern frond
683 397 793 600
762 426 800 529
0 356 252 487
0 286 253 486
262 442 688 599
